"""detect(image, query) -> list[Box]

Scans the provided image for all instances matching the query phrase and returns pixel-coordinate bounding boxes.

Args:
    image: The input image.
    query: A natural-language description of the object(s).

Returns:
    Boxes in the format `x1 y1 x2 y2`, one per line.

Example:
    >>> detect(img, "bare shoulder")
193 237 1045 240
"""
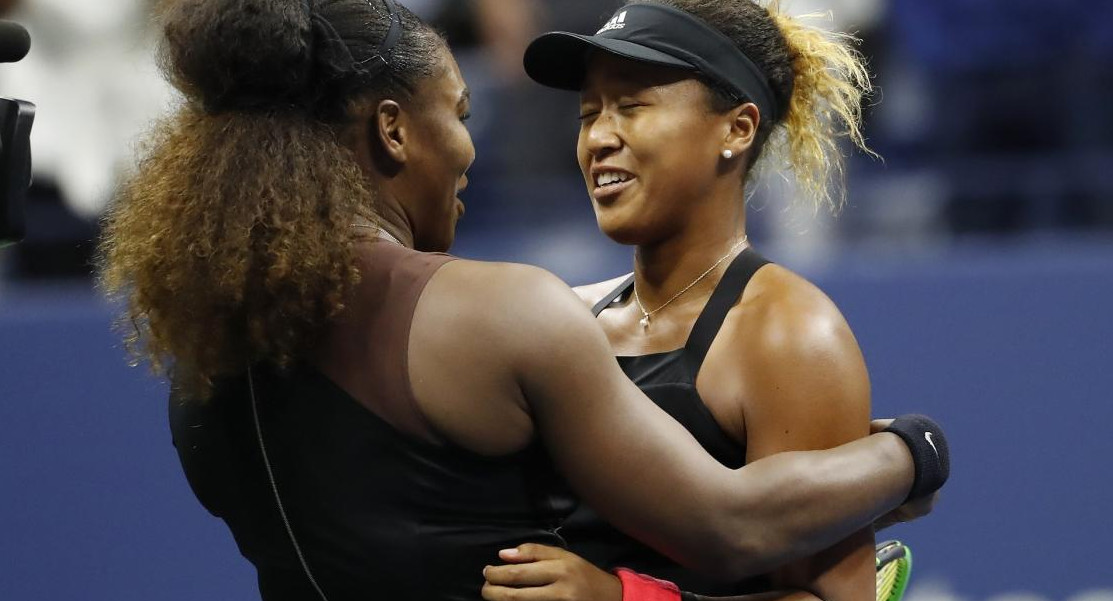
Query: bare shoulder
424 258 599 345
734 262 857 363
718 262 869 417
716 262 871 455
572 273 632 308
410 259 595 455
415 257 617 425
433 258 581 308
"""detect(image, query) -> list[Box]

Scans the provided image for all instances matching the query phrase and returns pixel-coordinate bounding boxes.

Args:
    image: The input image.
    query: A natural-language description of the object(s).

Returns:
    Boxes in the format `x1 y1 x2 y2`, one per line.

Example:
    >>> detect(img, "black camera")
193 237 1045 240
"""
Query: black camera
0 20 35 248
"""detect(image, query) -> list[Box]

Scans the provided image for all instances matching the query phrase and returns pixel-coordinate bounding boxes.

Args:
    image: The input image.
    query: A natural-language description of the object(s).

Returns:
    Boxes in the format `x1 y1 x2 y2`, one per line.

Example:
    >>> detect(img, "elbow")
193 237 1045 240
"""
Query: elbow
683 509 792 581
699 464 817 580
703 526 806 581
699 533 765 581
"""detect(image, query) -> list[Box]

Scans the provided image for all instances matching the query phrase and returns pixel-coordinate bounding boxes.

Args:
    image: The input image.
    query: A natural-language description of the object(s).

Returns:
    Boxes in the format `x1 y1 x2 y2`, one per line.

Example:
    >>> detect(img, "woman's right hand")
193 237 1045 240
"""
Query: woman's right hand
482 544 622 601
874 491 938 531
870 417 938 529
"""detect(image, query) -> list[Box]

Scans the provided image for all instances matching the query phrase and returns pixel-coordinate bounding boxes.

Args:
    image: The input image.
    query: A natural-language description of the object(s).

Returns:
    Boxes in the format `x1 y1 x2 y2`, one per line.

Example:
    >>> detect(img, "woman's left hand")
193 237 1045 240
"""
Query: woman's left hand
482 543 623 601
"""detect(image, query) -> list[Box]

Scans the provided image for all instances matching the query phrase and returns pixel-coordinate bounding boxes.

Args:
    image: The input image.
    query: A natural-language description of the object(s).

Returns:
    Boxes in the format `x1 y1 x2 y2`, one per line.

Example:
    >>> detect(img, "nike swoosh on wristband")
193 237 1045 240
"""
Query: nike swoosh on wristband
925 432 938 456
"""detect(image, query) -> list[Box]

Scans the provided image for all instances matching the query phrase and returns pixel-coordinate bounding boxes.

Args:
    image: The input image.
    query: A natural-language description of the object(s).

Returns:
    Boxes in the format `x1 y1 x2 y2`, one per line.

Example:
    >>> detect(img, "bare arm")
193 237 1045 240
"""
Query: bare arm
484 270 879 601
729 271 875 600
500 266 912 579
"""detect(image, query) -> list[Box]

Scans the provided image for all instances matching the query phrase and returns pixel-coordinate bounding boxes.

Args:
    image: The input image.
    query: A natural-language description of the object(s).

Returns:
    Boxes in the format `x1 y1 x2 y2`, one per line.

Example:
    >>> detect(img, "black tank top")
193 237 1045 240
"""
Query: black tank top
170 244 573 601
562 249 771 595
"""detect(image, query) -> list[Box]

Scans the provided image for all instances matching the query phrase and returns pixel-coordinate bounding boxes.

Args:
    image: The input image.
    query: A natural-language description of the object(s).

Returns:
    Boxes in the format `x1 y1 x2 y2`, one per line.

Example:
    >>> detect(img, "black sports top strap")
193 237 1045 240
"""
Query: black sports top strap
684 248 770 367
592 274 635 317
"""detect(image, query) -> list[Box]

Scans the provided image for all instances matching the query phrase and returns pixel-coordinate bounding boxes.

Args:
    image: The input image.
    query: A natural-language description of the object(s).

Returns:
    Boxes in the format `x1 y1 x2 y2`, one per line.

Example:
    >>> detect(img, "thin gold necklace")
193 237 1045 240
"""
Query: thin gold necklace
632 235 748 330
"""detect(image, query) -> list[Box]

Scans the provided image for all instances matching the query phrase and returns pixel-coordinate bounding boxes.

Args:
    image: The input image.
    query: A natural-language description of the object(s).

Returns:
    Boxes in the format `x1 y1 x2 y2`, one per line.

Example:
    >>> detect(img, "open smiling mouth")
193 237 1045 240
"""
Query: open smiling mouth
593 171 636 200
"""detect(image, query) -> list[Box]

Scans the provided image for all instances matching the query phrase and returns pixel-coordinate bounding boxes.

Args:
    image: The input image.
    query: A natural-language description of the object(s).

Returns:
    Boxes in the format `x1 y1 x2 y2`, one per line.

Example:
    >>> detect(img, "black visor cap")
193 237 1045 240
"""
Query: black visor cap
524 32 697 92
523 3 779 121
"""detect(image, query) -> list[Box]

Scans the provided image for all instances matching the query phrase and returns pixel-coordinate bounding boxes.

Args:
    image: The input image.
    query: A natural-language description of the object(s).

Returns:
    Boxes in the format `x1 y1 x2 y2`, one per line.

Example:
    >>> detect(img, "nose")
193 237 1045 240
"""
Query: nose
457 172 469 193
583 112 622 160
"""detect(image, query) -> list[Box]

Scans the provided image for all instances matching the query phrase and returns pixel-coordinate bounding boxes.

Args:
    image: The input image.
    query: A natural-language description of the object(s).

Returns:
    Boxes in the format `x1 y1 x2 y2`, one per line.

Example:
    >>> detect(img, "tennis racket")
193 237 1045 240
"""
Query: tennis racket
876 540 912 601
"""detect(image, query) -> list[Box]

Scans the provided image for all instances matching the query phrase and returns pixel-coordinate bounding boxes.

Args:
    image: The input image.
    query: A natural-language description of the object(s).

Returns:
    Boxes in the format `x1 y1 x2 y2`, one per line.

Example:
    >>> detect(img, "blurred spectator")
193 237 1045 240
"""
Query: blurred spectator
2 0 172 219
2 0 1107 281
0 0 172 279
886 0 1113 233
410 0 619 233
438 0 619 179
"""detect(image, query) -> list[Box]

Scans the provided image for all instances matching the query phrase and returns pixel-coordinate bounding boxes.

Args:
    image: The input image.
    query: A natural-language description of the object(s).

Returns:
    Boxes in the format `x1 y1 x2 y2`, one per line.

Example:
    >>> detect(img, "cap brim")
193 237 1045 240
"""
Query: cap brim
524 31 695 91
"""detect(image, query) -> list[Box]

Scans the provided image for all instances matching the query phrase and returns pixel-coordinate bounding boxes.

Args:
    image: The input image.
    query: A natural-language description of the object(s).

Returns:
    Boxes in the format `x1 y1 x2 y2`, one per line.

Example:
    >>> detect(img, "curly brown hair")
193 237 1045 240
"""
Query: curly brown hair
630 0 875 214
98 0 444 397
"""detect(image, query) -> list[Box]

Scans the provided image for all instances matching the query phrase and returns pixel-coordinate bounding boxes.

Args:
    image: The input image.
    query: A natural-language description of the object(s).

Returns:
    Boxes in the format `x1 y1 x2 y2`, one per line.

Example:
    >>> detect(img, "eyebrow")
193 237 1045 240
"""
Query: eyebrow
457 88 471 107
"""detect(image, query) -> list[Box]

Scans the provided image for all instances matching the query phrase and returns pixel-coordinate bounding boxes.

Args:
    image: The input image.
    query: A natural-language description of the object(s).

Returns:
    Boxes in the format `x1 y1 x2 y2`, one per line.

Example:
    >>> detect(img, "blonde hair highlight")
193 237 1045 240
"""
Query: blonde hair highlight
758 1 876 213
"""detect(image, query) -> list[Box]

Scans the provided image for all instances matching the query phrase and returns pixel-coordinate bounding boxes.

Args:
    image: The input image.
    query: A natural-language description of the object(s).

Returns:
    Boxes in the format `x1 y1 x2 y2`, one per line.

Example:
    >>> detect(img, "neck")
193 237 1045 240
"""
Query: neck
358 186 416 249
633 195 748 309
341 117 417 250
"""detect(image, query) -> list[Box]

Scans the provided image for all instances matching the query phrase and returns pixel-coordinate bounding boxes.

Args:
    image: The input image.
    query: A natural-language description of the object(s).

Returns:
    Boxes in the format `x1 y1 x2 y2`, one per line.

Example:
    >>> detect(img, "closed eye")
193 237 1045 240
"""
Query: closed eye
580 103 644 121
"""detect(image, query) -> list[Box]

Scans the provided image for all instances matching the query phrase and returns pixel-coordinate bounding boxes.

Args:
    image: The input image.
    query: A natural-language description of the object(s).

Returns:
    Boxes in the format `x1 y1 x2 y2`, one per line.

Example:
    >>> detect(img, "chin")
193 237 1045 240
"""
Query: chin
595 208 651 247
598 219 649 247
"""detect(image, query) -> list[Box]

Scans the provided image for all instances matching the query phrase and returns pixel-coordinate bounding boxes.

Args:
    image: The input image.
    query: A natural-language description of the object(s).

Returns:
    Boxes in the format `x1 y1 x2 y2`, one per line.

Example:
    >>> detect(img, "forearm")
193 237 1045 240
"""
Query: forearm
718 432 912 578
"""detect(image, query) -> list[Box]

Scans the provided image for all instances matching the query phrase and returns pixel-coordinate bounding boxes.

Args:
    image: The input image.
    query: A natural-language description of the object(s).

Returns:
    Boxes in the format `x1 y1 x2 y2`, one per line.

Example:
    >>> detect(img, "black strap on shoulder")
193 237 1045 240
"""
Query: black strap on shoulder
591 274 635 317
684 248 770 368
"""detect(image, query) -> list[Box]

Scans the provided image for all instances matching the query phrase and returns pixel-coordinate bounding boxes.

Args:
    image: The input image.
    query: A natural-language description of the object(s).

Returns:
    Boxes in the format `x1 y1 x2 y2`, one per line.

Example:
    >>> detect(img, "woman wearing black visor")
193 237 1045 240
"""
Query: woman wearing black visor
102 0 947 599
484 2 923 601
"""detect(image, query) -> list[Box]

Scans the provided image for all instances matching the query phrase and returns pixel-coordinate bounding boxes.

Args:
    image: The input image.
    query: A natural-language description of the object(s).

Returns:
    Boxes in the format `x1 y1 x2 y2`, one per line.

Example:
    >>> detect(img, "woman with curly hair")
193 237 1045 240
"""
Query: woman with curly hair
483 2 919 601
98 1 947 600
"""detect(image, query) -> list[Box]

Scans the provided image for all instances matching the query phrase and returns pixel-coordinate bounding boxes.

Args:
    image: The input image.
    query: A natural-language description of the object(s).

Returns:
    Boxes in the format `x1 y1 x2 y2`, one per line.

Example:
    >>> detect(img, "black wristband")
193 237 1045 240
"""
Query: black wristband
884 414 950 501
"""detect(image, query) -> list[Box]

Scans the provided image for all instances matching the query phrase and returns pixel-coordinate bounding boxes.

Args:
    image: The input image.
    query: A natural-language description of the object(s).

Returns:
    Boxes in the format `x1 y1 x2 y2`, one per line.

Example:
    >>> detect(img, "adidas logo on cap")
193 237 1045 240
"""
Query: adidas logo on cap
596 11 627 34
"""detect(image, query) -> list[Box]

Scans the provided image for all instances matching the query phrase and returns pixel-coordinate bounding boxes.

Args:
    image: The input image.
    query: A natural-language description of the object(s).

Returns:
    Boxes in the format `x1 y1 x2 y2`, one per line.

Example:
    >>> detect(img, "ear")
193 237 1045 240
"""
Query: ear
374 99 408 164
723 102 760 158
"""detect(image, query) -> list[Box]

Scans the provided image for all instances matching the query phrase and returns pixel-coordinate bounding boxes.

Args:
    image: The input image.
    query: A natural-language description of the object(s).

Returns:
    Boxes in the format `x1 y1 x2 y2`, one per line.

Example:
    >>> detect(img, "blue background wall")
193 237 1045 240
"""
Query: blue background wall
2 237 1111 601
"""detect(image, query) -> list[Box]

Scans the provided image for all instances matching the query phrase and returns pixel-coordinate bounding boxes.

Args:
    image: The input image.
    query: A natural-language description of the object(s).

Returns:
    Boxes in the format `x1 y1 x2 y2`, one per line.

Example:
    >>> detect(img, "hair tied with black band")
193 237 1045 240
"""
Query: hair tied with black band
308 0 401 84
308 11 361 82
209 0 401 114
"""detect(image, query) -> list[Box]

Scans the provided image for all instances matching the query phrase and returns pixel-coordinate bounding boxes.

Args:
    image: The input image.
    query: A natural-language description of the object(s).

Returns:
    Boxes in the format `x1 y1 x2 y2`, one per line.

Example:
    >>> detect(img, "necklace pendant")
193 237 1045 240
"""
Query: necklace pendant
639 315 650 329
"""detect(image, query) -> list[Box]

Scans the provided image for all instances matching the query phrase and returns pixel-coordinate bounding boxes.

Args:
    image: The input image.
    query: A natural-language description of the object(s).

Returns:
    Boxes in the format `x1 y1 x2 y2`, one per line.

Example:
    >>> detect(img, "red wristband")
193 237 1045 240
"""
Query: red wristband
615 568 681 601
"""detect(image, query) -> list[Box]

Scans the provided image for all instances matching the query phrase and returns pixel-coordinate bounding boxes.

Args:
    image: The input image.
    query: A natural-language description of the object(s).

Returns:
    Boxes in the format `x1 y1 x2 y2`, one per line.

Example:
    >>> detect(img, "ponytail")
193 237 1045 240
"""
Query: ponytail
98 0 444 398
763 1 875 213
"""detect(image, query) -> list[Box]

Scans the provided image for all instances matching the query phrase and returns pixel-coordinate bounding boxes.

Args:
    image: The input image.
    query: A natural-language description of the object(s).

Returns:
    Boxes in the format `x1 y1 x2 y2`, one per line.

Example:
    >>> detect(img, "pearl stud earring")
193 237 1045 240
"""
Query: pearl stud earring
722 149 734 159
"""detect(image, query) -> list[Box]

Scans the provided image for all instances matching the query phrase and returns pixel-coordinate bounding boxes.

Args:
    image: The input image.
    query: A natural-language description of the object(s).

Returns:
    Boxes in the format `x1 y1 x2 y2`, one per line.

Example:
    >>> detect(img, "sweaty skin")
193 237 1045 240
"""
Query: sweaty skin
482 53 888 601
346 48 920 589
576 264 875 601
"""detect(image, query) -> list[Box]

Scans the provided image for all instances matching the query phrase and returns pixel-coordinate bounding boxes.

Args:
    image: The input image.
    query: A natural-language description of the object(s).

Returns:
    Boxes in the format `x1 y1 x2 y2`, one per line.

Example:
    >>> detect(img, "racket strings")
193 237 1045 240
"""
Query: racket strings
876 542 912 601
